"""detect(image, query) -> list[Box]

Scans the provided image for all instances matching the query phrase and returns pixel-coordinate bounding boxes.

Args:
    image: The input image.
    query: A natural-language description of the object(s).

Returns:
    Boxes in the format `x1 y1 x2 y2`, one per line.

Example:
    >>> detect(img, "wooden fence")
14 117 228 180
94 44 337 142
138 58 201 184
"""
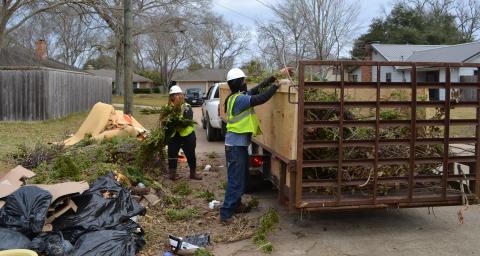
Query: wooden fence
0 68 112 121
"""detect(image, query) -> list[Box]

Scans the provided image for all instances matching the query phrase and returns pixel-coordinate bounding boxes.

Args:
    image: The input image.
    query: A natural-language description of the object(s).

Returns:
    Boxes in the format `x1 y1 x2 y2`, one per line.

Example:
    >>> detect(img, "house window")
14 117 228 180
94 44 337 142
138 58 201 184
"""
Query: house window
385 72 392 82
352 75 358 82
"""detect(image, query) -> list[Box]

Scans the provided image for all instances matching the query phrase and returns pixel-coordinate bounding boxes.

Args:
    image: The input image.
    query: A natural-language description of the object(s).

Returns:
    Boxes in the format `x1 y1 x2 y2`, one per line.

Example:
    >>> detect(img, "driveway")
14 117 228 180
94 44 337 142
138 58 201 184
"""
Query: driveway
192 107 225 155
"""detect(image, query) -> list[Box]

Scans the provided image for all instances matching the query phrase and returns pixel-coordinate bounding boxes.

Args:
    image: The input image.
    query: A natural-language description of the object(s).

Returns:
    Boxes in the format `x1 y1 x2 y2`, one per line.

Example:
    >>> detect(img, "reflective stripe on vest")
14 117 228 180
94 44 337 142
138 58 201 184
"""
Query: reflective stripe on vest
226 93 261 136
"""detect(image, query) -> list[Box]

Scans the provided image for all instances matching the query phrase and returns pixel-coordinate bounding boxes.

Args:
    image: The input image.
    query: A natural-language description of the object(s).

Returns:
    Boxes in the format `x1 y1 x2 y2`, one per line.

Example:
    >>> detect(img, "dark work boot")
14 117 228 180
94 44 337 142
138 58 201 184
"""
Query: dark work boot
190 169 203 180
169 169 181 180
234 202 251 213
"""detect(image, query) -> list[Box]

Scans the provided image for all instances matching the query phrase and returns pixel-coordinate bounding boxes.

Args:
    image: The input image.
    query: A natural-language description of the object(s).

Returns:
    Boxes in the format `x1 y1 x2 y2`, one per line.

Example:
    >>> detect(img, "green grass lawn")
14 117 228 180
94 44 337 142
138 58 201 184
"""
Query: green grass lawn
0 108 160 166
112 93 168 107
0 94 168 167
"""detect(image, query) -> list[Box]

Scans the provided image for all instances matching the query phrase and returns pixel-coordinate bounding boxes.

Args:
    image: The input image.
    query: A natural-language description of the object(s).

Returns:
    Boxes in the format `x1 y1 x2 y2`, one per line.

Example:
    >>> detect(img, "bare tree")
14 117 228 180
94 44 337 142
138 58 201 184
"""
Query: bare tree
7 12 56 49
196 13 250 69
455 0 480 41
0 0 86 47
256 0 310 71
257 23 288 69
297 0 360 60
402 0 480 41
47 6 104 66
83 0 209 95
144 31 193 88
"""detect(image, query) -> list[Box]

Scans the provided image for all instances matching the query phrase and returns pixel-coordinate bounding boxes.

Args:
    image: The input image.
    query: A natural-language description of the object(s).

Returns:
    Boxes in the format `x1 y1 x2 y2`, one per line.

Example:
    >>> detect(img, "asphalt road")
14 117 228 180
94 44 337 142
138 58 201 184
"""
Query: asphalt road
214 189 480 256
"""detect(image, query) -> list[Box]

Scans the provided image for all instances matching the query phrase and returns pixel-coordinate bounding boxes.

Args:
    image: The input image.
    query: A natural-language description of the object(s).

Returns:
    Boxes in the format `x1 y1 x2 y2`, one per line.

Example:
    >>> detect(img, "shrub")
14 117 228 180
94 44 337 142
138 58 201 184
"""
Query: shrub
152 87 161 93
133 88 152 94
11 142 64 169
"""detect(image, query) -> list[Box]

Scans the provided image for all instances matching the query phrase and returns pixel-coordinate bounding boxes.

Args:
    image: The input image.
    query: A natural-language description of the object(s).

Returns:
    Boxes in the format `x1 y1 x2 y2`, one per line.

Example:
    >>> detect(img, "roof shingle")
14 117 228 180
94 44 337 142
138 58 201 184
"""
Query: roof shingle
88 69 153 83
172 69 228 82
0 47 83 72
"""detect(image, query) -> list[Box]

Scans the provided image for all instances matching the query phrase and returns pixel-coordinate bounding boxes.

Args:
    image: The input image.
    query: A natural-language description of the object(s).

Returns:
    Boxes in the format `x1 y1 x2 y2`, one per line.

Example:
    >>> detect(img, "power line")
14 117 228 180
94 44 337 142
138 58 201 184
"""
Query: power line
214 1 257 22
254 0 274 10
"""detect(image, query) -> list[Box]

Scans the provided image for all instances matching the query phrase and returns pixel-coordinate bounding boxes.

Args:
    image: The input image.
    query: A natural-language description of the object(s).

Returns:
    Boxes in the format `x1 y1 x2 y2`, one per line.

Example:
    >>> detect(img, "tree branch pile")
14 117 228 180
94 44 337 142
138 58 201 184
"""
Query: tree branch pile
302 89 445 196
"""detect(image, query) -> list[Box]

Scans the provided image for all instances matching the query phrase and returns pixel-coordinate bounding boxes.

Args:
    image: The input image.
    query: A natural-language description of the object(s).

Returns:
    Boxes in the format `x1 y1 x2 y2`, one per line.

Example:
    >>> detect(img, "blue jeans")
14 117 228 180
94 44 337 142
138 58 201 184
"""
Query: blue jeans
220 146 248 220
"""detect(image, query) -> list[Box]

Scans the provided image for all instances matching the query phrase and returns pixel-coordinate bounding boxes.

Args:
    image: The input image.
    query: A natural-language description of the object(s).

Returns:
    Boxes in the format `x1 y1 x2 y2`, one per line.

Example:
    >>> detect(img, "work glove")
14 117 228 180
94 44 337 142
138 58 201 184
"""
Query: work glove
266 75 277 84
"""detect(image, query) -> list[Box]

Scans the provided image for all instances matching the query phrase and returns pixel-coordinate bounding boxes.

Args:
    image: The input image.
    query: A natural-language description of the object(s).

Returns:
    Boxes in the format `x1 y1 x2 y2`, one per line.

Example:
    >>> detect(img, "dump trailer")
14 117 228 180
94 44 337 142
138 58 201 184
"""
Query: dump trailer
220 60 480 212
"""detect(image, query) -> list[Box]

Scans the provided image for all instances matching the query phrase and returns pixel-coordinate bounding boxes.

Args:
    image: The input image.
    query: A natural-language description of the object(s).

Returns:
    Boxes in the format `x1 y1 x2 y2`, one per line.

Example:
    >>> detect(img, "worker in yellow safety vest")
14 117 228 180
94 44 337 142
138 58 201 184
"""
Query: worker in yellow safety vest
167 85 202 180
220 67 293 224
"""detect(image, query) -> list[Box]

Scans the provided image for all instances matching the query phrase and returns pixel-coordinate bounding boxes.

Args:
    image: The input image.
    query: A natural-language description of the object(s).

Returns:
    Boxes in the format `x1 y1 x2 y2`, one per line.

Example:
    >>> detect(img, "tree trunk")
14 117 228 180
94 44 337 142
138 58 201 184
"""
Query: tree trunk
0 28 6 48
162 53 168 90
210 49 215 69
123 0 133 114
115 43 125 96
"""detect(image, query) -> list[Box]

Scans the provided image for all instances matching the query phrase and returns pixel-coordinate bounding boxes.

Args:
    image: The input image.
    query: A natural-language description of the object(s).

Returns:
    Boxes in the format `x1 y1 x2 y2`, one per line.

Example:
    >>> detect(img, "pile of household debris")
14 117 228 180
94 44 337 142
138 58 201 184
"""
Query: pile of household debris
0 165 147 255
62 102 147 146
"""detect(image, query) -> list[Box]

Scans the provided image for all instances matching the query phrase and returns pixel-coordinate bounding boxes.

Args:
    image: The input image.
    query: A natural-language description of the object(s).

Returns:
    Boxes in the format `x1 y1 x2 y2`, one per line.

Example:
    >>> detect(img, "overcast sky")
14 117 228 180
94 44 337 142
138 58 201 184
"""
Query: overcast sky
212 0 396 62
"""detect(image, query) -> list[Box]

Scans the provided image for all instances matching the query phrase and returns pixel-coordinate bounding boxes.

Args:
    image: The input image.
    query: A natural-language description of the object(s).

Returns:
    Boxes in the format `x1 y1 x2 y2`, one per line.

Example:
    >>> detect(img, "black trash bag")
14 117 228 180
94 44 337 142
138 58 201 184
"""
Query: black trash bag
71 221 145 256
0 228 31 250
0 186 52 237
30 232 73 256
52 172 146 242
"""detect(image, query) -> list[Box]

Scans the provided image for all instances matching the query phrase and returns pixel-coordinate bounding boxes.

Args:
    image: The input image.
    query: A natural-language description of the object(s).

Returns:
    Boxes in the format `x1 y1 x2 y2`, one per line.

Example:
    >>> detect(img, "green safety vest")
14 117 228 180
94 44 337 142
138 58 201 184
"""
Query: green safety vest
226 93 261 136
174 103 194 137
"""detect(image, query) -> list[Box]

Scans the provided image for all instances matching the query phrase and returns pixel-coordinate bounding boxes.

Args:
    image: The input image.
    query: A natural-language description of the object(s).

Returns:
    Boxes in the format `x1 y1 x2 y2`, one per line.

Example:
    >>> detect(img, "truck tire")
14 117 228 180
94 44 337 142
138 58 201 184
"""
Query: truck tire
206 114 217 141
202 114 207 129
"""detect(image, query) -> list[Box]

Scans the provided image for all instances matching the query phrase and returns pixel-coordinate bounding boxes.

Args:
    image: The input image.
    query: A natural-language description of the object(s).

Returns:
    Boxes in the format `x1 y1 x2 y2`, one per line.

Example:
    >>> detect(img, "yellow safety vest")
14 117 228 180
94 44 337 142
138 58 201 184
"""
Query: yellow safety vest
226 93 261 136
173 103 194 137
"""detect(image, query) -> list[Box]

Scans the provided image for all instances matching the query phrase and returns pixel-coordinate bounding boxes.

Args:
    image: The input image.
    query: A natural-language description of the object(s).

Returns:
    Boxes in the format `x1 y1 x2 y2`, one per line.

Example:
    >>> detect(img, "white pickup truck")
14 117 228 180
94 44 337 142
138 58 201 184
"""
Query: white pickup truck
201 83 225 141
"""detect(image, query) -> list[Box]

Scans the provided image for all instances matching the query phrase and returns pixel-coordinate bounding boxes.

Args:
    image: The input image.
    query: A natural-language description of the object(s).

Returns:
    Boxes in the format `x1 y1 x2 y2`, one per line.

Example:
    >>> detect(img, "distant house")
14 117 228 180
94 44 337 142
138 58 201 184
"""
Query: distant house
350 41 480 101
172 69 227 93
0 40 112 121
88 69 154 90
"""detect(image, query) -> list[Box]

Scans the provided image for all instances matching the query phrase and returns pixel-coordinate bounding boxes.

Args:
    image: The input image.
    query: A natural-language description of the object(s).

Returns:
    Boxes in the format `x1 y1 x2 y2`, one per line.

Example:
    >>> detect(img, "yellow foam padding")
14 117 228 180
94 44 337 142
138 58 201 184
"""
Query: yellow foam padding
112 110 145 130
93 129 131 141
63 102 115 146
0 250 38 256
129 116 144 129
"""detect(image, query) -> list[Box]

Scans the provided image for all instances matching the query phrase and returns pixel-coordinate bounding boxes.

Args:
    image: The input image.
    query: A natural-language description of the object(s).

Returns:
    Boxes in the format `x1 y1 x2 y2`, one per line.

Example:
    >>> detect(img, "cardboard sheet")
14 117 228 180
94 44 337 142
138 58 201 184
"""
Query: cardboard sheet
0 166 36 198
33 181 89 202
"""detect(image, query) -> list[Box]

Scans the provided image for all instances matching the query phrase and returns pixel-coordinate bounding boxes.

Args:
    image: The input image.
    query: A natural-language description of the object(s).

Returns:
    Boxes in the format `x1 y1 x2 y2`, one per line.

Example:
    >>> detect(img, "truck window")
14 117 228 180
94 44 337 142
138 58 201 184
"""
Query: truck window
214 86 219 98
206 86 214 99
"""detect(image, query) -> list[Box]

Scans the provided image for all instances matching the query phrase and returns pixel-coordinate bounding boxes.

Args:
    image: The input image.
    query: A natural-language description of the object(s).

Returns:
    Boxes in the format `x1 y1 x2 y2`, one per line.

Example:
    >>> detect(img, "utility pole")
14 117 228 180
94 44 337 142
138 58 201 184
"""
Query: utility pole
123 0 133 114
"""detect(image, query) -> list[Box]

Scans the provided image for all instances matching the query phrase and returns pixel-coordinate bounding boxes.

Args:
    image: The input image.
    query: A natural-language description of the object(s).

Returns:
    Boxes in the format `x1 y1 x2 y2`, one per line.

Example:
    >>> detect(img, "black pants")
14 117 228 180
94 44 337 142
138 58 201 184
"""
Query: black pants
168 132 196 171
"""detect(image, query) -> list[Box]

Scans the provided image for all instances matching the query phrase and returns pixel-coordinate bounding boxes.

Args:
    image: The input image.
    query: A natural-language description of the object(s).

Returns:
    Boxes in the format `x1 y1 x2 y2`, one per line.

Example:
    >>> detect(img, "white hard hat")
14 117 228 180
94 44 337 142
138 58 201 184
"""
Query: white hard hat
227 68 246 81
169 85 183 95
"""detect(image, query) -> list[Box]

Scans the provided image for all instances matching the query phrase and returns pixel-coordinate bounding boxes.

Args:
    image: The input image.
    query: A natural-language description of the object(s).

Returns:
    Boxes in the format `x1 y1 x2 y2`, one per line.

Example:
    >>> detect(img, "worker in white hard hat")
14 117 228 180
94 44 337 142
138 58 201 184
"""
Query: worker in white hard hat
220 67 294 224
166 85 202 180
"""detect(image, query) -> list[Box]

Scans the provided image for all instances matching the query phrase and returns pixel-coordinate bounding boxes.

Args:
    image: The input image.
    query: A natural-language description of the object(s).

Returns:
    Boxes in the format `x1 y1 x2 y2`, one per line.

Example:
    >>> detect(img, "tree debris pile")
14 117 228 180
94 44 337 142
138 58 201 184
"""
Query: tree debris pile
137 104 196 172
302 89 448 197
3 106 262 255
